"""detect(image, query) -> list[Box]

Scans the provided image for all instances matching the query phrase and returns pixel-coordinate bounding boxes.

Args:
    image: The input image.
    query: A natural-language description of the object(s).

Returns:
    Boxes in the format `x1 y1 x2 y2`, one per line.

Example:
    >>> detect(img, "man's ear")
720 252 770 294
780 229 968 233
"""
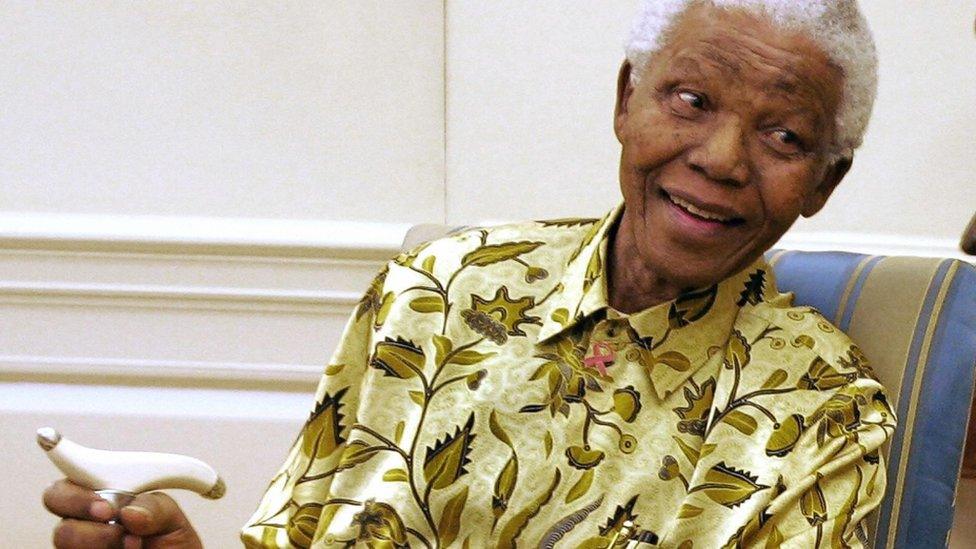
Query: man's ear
801 156 852 218
614 60 634 141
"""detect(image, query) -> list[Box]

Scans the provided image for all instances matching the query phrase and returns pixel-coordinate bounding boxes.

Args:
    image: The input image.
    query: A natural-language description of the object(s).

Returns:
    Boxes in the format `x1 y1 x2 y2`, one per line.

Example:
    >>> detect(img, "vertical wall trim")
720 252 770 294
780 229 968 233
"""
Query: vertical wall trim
442 0 450 225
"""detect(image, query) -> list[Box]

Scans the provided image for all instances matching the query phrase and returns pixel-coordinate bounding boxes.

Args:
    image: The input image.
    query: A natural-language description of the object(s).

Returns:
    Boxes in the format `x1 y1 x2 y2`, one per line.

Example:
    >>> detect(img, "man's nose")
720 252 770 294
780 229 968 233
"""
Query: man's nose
687 117 750 186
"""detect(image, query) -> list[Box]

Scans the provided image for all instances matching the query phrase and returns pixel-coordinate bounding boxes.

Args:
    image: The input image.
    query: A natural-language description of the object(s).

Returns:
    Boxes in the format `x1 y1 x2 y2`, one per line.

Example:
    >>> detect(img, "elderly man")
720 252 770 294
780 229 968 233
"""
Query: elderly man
43 0 895 547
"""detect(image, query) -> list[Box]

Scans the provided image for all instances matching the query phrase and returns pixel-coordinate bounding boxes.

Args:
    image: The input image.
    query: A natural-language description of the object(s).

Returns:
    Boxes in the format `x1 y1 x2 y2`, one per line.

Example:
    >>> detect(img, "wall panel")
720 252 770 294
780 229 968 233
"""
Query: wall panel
446 1 634 223
0 0 445 223
0 219 400 546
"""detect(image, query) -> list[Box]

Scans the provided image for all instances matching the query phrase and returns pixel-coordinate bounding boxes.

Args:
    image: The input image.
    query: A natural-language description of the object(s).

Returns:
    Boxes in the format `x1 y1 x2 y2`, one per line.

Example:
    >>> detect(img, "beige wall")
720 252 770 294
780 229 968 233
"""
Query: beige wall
446 2 630 223
2 1 974 547
794 0 975 241
0 0 445 222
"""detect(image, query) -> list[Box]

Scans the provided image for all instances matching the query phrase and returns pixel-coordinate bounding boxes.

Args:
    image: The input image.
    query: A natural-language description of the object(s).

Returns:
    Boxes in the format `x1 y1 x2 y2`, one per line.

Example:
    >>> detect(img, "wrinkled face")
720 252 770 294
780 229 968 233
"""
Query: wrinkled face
614 4 848 289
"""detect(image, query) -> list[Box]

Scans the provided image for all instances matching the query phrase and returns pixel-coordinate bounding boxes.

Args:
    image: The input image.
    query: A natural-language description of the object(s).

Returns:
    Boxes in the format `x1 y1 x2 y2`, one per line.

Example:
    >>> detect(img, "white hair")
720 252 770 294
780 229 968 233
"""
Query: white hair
626 0 878 156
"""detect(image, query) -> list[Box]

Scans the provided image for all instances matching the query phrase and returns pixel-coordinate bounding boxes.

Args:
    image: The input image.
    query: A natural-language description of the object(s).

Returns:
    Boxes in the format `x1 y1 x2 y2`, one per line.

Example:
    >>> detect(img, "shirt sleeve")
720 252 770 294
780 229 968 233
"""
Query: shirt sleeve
747 377 897 548
665 320 899 549
240 266 387 548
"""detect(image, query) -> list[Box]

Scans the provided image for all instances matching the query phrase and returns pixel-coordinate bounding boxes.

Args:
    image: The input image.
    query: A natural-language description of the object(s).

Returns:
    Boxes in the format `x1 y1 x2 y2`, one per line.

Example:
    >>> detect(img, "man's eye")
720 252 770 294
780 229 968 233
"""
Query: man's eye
766 129 806 155
669 90 708 117
677 91 706 109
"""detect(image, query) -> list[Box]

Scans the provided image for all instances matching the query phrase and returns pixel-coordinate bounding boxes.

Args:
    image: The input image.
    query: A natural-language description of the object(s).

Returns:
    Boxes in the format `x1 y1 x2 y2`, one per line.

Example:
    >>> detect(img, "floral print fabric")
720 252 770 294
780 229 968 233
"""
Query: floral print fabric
242 206 895 548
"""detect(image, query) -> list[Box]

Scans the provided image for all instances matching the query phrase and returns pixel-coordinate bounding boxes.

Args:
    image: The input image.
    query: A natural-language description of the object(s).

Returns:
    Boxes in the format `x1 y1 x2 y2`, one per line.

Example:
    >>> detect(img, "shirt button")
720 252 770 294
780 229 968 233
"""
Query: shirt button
625 348 641 362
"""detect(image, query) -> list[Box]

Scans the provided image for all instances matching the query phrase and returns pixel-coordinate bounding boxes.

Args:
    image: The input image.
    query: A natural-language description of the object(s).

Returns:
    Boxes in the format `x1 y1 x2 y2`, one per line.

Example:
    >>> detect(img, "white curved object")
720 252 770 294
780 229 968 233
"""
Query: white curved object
37 427 225 504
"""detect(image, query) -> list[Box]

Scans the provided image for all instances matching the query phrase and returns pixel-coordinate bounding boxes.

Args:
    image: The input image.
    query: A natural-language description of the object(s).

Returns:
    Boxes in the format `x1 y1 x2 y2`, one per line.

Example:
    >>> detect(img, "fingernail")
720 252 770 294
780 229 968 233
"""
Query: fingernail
89 499 114 521
122 504 151 519
124 534 144 549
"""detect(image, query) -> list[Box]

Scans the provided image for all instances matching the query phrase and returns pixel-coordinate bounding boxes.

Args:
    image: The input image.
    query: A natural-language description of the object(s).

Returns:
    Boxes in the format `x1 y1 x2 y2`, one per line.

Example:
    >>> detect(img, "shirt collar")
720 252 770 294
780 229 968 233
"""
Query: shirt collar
536 204 621 342
537 204 780 399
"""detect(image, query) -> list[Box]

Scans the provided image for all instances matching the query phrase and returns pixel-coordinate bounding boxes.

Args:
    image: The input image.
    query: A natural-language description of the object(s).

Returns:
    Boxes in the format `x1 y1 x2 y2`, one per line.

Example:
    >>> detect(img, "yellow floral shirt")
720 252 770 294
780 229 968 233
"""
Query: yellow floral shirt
242 206 896 548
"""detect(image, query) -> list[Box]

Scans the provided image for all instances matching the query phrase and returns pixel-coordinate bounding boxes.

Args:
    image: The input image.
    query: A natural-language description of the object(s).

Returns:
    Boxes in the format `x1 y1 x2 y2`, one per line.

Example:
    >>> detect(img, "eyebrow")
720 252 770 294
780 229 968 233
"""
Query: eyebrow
666 56 709 80
773 77 799 94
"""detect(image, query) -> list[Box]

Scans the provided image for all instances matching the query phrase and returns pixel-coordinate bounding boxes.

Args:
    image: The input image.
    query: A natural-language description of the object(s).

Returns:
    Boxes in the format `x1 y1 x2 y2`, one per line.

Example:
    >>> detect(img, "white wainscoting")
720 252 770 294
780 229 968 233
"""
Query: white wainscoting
2 212 404 546
776 231 971 262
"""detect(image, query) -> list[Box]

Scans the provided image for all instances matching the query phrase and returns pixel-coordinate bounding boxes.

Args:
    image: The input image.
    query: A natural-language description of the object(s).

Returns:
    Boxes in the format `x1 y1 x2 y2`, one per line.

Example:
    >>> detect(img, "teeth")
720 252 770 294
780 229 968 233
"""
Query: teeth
669 194 733 222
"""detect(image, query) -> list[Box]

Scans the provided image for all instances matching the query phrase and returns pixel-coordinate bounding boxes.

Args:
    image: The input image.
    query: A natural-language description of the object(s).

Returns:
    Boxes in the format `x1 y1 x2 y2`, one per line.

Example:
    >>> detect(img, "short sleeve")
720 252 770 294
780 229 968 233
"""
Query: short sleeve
749 377 896 547
662 307 899 548
240 266 387 548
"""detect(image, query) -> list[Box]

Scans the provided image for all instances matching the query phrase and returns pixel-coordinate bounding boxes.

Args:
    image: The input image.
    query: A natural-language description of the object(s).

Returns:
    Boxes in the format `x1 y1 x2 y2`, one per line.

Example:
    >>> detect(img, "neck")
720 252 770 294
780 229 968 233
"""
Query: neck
607 214 685 313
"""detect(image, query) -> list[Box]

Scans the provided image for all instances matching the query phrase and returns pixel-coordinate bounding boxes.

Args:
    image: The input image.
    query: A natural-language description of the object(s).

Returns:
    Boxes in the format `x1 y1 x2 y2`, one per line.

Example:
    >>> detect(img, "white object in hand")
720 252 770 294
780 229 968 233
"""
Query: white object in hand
37 427 225 509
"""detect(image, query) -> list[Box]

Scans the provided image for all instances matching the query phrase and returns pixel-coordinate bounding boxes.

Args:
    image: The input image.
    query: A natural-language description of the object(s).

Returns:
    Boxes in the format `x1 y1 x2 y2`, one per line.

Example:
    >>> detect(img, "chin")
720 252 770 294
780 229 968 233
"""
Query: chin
642 231 769 290
644 245 730 290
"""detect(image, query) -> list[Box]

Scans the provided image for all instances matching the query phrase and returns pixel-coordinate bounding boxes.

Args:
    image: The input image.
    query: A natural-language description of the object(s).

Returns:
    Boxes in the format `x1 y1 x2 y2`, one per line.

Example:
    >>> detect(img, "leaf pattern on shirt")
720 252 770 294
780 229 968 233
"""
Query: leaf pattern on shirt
737 269 767 307
612 386 641 422
437 487 469 547
724 329 752 370
356 265 390 324
424 413 477 490
352 499 410 548
462 241 544 268
673 376 717 437
285 503 325 548
690 461 770 509
369 337 426 380
461 286 541 345
486 411 520 527
495 468 561 549
800 472 829 526
300 387 349 460
669 285 719 328
766 413 806 457
799 356 858 390
811 390 864 447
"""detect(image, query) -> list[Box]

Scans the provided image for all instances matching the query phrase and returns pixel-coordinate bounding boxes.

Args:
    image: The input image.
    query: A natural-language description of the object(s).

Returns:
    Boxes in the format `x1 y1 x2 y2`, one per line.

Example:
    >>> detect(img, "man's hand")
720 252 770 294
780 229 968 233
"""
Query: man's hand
43 479 203 549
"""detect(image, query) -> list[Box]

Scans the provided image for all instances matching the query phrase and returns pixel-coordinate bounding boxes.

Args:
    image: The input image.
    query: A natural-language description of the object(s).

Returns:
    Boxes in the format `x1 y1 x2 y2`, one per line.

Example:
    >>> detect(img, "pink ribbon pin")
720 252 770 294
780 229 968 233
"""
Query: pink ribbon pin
583 341 616 376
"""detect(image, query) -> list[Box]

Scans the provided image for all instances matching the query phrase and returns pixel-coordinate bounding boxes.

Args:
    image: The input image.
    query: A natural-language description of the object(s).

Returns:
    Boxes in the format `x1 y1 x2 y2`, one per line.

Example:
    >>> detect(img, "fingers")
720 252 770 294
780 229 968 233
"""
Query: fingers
118 492 200 547
45 480 126 548
53 518 124 549
44 483 200 548
43 479 115 522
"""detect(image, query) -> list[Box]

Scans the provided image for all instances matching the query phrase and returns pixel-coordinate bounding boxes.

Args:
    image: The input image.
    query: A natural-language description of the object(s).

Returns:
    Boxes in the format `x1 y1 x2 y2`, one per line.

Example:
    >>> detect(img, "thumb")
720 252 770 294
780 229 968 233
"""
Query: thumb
118 492 200 546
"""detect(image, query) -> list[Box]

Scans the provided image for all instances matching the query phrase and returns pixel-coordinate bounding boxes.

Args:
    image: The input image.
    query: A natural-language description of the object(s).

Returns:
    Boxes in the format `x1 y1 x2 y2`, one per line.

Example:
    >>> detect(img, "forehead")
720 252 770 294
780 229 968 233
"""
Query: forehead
651 4 843 115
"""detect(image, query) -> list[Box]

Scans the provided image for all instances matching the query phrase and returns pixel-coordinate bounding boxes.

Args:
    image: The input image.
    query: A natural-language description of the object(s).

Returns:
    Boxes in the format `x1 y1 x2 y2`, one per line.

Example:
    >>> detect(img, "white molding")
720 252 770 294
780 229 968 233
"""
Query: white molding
477 218 970 260
0 355 321 390
776 232 971 261
0 211 409 260
7 212 964 263
0 281 361 314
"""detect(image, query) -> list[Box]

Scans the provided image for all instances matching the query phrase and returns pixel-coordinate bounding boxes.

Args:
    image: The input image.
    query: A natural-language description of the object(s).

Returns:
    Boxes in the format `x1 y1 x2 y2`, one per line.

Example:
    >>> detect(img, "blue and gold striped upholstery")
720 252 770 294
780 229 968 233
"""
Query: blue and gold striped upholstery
767 251 976 549
402 227 976 548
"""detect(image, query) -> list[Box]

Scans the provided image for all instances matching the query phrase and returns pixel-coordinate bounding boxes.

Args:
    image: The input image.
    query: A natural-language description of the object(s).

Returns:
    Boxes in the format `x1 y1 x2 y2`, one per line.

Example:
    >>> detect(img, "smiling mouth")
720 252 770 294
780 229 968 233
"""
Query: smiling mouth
661 189 745 226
